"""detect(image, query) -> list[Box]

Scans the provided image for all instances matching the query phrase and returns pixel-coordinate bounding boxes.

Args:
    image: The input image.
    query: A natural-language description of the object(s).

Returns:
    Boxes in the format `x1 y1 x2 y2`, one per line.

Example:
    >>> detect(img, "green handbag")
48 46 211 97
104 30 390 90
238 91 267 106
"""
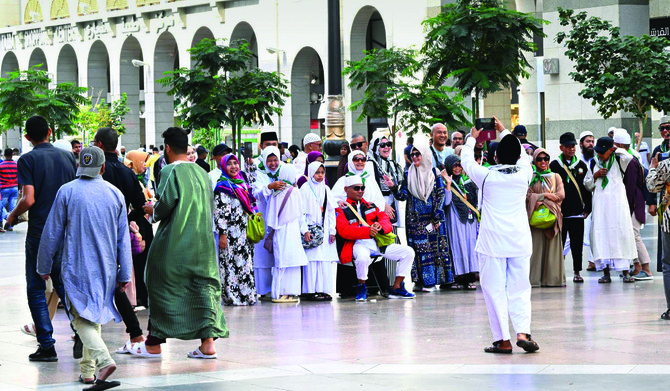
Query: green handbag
346 203 397 248
530 205 556 229
246 212 266 244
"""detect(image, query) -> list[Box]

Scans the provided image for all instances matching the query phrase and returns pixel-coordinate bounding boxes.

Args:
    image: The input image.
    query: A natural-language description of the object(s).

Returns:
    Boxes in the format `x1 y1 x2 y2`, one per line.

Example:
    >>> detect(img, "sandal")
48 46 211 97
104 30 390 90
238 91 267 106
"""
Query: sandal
272 295 299 303
597 276 611 284
83 379 121 391
516 334 540 353
450 284 464 290
573 275 584 283
622 276 636 283
78 375 96 384
20 323 36 337
484 340 512 354
464 283 477 291
586 263 597 272
115 340 133 354
186 346 217 359
661 309 670 320
127 341 161 358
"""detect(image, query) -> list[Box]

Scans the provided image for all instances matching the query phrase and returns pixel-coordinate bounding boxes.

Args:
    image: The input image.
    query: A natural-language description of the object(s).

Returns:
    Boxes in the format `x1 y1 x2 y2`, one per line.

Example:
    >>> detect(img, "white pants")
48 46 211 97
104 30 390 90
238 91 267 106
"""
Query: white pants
478 254 532 341
254 267 272 296
632 213 651 265
352 242 414 281
271 266 301 298
302 262 335 294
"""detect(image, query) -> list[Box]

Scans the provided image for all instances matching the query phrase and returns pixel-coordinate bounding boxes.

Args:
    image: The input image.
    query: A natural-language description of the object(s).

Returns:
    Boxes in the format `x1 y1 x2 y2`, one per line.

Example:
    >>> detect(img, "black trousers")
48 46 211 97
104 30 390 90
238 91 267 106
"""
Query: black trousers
562 218 585 273
114 287 143 339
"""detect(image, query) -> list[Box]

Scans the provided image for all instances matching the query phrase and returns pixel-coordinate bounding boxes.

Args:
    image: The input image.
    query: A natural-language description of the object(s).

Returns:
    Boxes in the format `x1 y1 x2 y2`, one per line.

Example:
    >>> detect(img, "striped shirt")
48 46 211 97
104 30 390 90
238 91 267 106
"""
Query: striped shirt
0 160 18 188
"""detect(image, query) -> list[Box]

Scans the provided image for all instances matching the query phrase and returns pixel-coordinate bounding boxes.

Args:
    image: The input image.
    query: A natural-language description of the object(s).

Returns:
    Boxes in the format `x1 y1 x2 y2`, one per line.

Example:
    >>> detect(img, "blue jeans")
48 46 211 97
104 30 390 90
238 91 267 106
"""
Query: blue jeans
1 186 18 221
25 234 68 349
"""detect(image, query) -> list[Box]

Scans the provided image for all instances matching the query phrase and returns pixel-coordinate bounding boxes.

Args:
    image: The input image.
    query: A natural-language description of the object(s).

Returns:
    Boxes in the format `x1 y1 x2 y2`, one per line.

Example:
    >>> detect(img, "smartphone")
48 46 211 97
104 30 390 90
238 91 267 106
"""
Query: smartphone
475 118 497 143
243 142 253 160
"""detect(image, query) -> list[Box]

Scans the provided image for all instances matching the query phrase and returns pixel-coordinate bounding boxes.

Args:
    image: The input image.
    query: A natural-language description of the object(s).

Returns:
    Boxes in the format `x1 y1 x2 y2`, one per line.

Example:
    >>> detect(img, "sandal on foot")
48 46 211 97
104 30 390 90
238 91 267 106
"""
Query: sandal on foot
78 375 96 384
187 347 217 359
128 341 161 358
465 283 477 291
597 276 611 284
662 309 670 320
20 323 36 337
516 334 540 353
450 284 464 290
622 276 636 283
484 340 512 354
83 379 121 391
115 340 133 354
573 275 584 283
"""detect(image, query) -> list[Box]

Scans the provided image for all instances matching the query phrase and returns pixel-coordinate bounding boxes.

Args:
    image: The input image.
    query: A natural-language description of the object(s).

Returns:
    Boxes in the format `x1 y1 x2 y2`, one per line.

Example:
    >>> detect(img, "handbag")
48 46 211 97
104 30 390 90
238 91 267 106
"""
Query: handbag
529 174 557 229
302 192 327 249
345 203 397 249
246 212 265 244
263 187 293 254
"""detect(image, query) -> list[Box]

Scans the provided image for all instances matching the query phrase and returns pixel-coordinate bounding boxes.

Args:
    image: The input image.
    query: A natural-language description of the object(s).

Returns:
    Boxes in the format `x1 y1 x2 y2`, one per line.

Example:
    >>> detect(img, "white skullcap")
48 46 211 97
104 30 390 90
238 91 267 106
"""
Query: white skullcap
607 126 617 134
578 131 593 141
303 133 321 146
613 128 631 145
53 139 72 153
344 175 363 187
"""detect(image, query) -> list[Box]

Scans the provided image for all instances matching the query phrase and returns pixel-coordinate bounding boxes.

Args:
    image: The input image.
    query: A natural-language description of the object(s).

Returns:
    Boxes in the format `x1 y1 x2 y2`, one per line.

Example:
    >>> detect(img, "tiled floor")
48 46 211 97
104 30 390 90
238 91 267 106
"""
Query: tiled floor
1 220 668 390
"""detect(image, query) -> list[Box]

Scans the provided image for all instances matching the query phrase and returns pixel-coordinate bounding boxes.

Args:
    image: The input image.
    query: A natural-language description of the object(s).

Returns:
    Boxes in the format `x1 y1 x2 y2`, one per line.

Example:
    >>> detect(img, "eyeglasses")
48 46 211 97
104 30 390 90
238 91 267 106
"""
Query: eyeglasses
660 125 670 131
350 142 365 149
536 156 550 162
379 141 393 149
352 156 366 163
452 163 462 168
411 152 422 158
351 185 366 192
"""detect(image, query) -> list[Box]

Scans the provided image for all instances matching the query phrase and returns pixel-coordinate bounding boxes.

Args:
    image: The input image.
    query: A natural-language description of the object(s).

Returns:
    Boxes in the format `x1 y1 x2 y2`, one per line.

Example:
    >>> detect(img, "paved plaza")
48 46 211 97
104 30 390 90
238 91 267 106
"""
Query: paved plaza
1 220 669 391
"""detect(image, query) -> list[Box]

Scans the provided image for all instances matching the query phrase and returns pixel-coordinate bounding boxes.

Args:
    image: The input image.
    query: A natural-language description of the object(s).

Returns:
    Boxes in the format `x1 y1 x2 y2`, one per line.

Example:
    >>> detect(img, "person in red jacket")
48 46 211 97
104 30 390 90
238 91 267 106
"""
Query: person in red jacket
336 175 415 302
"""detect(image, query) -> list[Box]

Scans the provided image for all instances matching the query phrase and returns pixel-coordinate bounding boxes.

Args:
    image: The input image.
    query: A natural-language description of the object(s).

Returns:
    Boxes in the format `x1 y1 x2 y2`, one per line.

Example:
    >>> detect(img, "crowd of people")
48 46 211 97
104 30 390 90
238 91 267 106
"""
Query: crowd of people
4 112 670 388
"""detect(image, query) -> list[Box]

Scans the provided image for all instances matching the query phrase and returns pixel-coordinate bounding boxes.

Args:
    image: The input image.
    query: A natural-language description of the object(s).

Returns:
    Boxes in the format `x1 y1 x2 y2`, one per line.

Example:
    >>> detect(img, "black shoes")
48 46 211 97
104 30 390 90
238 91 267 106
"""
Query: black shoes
73 333 83 359
29 345 58 362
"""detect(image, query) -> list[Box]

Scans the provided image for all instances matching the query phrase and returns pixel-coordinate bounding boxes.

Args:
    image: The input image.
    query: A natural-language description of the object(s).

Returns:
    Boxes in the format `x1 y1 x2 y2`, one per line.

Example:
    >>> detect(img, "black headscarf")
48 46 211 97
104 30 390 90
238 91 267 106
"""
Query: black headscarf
444 154 478 224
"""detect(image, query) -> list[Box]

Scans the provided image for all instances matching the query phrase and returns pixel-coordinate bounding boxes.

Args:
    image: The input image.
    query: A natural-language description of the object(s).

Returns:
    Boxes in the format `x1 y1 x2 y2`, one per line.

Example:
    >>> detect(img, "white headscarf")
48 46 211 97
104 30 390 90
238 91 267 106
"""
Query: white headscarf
407 142 436 202
266 163 301 229
347 150 370 180
261 146 282 177
301 161 335 224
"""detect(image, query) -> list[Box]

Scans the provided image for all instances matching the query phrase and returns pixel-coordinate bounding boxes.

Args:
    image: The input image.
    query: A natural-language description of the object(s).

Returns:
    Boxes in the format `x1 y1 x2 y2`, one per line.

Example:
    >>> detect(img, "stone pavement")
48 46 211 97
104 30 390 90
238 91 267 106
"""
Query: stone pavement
0 220 669 391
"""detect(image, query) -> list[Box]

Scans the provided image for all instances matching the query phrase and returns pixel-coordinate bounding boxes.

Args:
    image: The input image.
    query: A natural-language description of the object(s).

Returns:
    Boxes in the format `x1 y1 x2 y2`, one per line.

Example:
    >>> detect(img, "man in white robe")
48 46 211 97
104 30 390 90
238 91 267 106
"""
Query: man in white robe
461 117 539 354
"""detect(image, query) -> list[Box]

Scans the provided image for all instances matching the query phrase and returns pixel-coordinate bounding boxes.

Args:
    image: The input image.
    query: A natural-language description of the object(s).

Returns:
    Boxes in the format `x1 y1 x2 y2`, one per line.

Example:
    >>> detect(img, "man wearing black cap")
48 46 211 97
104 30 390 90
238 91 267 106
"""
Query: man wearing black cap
550 132 592 283
512 125 537 150
462 116 539 354
208 143 232 189
245 130 279 183
195 146 210 172
584 137 637 283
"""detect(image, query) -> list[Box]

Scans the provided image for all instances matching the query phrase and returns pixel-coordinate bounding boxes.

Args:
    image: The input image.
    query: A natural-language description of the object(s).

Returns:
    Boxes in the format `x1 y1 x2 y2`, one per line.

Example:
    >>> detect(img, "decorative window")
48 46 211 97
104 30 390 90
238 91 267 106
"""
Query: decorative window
50 0 70 20
107 0 128 11
136 0 160 7
24 0 43 24
78 0 98 15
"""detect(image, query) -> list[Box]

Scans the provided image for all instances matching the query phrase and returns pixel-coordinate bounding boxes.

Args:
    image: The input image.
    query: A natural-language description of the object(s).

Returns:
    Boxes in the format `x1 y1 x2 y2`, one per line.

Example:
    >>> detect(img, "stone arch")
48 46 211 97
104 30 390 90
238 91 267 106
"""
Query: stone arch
153 31 179 143
190 26 215 67
28 47 48 71
291 47 324 146
120 35 144 148
88 40 110 101
56 44 78 85
1 52 19 77
230 21 258 69
349 6 387 139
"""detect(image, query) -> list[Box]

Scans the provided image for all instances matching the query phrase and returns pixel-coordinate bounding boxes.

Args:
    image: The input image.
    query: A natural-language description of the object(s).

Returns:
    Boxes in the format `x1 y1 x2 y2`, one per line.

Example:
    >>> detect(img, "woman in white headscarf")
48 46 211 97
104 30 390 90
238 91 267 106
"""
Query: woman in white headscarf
332 150 386 209
299 162 338 301
396 142 453 292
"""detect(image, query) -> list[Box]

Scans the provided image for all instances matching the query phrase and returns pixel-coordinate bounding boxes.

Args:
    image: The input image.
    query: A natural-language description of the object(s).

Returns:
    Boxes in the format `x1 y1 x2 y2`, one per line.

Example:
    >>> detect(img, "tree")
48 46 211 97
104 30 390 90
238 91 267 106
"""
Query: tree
556 8 670 143
422 0 546 118
159 38 289 155
344 47 471 155
74 92 130 143
0 65 88 139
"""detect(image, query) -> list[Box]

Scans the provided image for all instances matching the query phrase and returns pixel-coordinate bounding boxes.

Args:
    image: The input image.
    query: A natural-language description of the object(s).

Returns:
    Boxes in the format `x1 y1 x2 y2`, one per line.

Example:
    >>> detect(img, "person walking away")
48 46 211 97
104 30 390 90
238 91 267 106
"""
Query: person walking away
0 148 19 231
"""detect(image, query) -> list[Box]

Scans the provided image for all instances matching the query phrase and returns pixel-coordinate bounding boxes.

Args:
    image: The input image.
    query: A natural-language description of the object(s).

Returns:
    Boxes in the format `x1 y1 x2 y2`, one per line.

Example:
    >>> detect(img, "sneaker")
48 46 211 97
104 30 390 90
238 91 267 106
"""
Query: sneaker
355 283 367 302
633 270 654 281
29 345 58 362
388 282 416 299
73 333 83 359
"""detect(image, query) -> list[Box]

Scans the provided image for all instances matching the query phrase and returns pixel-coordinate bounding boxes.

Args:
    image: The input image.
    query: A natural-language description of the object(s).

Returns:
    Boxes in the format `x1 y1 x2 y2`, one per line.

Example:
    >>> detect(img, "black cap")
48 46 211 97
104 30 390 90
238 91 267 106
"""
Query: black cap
212 143 232 157
513 125 527 136
196 145 208 155
496 135 522 165
559 132 577 146
594 137 614 154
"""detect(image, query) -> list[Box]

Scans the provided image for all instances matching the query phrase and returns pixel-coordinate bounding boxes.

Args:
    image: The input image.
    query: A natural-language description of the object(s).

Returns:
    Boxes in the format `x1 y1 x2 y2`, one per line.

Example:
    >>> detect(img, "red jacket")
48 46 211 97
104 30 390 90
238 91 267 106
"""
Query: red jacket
336 198 393 264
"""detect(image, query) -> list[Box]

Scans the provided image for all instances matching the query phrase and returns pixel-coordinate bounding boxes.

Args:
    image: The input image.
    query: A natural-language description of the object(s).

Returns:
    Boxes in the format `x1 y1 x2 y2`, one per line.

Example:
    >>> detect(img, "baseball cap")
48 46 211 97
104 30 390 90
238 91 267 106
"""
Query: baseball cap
512 125 527 136
212 143 232 157
77 146 105 178
559 132 577 146
594 137 614 154
196 145 208 155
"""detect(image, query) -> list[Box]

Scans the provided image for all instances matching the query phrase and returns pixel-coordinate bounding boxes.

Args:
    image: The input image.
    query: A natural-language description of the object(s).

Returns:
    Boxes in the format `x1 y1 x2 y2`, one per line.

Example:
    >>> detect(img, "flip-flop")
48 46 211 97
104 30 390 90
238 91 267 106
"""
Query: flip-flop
83 379 121 391
484 341 512 354
573 275 584 283
516 335 540 353
128 341 161 358
115 340 133 354
20 323 36 337
78 375 96 384
186 347 217 359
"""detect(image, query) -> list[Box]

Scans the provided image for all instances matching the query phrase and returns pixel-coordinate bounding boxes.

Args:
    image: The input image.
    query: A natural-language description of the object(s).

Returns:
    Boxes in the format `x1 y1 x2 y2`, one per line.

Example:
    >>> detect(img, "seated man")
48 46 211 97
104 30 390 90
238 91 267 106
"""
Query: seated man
335 175 415 302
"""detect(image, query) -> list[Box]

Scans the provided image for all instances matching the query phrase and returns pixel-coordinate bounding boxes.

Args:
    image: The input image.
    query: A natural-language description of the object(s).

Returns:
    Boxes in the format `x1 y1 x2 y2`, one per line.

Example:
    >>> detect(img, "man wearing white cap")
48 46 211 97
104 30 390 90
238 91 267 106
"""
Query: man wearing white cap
293 133 322 174
335 175 415 302
579 131 595 165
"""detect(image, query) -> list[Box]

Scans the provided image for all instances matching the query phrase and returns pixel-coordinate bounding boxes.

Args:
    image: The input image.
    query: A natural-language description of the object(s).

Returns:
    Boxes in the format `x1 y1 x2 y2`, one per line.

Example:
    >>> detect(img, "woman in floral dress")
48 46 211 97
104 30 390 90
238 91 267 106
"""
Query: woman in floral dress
214 154 257 306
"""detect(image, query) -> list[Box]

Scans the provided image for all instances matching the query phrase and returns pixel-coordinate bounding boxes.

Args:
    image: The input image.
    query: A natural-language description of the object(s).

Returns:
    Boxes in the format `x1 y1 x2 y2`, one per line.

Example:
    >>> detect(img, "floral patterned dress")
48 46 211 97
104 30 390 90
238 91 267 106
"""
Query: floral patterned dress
215 191 256 306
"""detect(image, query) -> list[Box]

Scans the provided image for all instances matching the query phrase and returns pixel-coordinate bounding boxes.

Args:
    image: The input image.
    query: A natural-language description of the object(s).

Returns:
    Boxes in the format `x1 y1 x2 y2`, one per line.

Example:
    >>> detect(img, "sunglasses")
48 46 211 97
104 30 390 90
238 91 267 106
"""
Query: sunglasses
411 152 422 158
352 156 366 163
351 185 366 192
379 141 393 149
660 125 670 131
452 163 462 168
536 156 550 162
350 142 365 149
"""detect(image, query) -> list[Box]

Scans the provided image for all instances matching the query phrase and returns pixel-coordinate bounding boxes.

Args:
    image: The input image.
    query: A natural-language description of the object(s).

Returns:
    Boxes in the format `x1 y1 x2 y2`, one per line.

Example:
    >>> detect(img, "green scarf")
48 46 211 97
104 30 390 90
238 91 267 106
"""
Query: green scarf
453 175 468 194
345 170 367 185
662 141 669 153
267 166 280 181
597 154 615 189
530 165 552 187
136 173 145 183
219 175 244 185
559 154 579 183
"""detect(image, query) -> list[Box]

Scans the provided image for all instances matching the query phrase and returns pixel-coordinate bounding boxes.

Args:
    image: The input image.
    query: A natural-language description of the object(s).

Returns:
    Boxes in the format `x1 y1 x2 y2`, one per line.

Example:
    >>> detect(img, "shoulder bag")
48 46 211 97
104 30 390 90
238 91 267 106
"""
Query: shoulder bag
345 203 396 248
263 187 293 254
302 193 327 249
529 174 557 229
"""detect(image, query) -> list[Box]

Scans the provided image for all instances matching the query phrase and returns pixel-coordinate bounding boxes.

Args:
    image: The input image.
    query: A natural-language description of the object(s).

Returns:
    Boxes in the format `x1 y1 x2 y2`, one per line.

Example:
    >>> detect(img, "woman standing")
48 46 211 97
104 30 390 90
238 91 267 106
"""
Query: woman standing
332 150 386 208
337 142 351 179
397 143 453 291
369 136 405 225
526 148 566 287
296 151 326 188
126 150 151 189
300 162 338 301
442 155 479 290
214 155 257 305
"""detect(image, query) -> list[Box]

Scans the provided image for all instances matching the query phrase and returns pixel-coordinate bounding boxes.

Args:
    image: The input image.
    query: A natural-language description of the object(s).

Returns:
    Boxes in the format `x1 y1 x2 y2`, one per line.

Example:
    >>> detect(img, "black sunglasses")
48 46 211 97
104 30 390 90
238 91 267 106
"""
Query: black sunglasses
536 156 550 162
352 156 367 162
378 141 393 149
411 151 422 158
352 185 366 192
660 124 670 131
350 142 365 149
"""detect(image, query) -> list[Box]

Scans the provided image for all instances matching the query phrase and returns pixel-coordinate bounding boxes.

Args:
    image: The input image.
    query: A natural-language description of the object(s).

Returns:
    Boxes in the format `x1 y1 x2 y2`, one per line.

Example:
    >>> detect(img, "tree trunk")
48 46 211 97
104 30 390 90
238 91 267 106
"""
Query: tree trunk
231 119 237 157
636 116 644 152
237 117 243 162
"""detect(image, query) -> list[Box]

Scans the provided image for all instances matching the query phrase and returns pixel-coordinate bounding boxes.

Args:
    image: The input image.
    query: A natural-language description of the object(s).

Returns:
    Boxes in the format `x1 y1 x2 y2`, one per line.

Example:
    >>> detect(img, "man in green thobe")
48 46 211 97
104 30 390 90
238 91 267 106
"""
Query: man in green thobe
130 127 228 360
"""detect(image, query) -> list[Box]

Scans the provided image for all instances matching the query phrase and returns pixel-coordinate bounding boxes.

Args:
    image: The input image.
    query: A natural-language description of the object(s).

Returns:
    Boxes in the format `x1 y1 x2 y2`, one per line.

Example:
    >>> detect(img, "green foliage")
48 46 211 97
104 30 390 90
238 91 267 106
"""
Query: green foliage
74 92 130 143
556 8 670 135
422 0 546 115
343 47 471 144
191 127 219 156
159 38 289 153
0 65 88 138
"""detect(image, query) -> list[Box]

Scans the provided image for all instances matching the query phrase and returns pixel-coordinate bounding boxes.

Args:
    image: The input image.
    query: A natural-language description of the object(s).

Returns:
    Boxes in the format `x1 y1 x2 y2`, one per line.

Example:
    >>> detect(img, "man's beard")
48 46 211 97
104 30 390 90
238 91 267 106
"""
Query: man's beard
582 147 594 160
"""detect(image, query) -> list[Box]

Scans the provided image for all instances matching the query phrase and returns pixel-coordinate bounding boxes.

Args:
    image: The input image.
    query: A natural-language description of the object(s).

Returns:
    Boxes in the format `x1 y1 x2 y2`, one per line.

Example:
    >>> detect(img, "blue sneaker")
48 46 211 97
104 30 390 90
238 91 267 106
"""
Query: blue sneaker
355 283 367 302
388 282 415 299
